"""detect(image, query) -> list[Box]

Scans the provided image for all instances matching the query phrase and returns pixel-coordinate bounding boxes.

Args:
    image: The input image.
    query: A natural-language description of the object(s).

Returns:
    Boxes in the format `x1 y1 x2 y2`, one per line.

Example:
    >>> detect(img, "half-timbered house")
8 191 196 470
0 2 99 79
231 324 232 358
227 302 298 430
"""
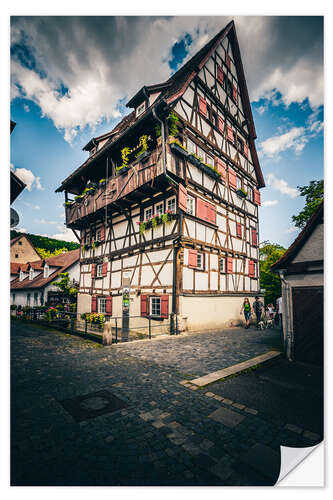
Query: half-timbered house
56 20 265 332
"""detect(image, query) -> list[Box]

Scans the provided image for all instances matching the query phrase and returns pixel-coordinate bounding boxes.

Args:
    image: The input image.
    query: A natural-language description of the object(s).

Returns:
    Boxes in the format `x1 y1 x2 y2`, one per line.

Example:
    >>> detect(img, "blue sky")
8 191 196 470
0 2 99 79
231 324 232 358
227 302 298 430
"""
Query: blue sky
10 16 323 248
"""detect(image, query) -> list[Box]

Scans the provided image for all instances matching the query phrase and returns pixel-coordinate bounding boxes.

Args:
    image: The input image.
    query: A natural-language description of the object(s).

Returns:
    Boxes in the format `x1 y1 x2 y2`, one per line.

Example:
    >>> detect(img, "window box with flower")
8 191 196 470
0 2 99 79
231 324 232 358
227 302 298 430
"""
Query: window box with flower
169 139 188 158
236 187 248 199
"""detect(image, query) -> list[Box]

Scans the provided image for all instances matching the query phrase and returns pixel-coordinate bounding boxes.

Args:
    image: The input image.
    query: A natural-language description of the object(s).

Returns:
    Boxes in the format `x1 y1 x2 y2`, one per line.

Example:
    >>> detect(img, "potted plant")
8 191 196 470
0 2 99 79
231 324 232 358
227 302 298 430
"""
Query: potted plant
169 139 188 158
117 146 132 174
135 135 150 162
236 187 248 198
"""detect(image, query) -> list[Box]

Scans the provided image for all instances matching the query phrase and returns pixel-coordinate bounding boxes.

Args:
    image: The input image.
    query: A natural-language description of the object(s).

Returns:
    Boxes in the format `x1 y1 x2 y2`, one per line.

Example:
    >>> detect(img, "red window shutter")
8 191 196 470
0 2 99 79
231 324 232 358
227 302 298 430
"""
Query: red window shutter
100 226 105 241
102 262 108 277
226 54 231 68
91 263 96 278
227 126 234 143
254 188 261 206
244 143 248 158
227 257 233 274
233 85 238 103
215 158 226 178
199 96 207 117
236 223 242 238
141 295 148 317
91 296 97 313
228 168 237 189
106 296 112 315
196 197 207 221
206 201 216 224
188 249 198 268
161 295 169 318
217 64 223 84
178 184 187 211
249 260 255 277
218 116 224 132
252 229 257 246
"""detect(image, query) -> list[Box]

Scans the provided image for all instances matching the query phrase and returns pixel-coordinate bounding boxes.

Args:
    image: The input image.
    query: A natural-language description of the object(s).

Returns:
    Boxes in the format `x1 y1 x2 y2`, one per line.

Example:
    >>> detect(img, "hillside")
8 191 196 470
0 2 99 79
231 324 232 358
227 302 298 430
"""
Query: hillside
10 230 80 255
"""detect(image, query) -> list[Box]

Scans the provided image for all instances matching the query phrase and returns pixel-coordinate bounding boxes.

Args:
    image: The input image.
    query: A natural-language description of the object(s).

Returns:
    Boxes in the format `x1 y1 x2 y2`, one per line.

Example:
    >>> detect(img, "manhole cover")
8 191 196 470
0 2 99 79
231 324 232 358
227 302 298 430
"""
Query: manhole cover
59 390 127 422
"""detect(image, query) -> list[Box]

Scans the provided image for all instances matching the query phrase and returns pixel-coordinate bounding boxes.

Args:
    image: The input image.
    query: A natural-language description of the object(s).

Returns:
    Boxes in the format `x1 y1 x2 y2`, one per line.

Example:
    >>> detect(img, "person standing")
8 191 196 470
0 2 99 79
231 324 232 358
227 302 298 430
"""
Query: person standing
240 298 252 329
252 296 264 326
276 296 283 330
267 303 275 320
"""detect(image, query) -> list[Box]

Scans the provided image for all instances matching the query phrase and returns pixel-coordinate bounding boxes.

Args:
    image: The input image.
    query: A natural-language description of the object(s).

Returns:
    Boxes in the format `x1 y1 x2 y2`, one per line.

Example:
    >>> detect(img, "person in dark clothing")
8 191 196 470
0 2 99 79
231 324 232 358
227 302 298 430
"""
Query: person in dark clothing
252 296 264 325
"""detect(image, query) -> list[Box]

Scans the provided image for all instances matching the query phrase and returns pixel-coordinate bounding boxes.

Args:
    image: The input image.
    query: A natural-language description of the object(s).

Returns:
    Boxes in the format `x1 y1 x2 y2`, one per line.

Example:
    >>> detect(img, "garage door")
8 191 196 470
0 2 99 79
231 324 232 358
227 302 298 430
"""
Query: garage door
292 286 323 365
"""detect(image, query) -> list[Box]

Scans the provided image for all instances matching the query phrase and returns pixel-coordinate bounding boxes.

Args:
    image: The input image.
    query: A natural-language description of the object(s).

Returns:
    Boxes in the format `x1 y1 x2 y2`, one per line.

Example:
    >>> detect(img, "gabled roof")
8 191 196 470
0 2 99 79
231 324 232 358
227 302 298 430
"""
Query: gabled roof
271 201 324 272
56 20 264 191
11 249 80 290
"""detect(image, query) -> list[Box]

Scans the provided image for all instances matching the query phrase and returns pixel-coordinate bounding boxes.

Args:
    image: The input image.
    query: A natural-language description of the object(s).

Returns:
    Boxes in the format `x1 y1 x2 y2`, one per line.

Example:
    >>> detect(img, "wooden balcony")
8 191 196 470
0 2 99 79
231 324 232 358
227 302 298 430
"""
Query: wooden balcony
65 149 165 228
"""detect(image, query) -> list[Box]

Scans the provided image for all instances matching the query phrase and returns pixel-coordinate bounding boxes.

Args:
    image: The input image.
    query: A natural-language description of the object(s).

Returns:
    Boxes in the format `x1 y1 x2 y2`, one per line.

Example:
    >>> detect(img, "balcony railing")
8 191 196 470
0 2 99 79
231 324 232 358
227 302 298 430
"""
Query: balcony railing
65 149 164 226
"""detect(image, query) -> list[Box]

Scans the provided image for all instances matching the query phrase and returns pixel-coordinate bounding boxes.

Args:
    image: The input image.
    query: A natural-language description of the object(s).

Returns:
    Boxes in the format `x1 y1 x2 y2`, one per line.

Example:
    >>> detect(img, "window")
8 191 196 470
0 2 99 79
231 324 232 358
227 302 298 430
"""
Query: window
187 138 196 155
27 293 31 306
155 202 163 216
237 137 244 153
197 147 205 162
136 102 146 117
18 241 22 246
219 258 225 274
34 293 38 305
19 271 24 282
248 187 254 202
96 229 101 241
44 265 49 278
145 207 153 220
206 154 214 166
167 197 176 213
15 254 18 258
29 268 34 280
98 297 107 313
226 78 233 98
150 297 161 317
197 253 204 270
85 231 91 244
96 263 103 278
253 262 256 277
187 195 195 216
236 176 242 190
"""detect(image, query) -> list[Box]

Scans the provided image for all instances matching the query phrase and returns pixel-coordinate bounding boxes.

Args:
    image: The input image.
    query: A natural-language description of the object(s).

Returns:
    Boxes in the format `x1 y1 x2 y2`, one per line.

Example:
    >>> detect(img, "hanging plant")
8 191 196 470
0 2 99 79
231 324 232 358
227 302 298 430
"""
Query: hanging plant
168 112 179 137
118 146 132 171
135 135 149 158
139 222 146 235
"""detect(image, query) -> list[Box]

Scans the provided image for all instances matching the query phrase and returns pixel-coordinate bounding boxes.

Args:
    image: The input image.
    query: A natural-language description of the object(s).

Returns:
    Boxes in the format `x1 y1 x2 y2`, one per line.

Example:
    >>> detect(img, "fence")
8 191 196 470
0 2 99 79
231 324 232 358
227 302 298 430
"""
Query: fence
11 307 180 344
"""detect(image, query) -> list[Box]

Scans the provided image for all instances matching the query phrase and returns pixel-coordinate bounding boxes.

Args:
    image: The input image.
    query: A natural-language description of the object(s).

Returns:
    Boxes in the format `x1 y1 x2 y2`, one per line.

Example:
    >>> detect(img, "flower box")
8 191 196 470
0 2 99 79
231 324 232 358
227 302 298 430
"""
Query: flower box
201 163 221 180
170 142 188 158
136 151 150 162
236 188 248 199
188 154 202 167
116 165 131 176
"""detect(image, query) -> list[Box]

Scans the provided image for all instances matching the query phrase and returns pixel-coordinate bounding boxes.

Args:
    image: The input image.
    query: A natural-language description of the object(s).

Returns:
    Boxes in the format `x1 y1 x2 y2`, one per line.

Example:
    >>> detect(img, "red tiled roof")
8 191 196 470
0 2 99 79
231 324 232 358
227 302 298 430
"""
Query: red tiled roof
271 201 323 271
10 263 20 275
11 249 80 290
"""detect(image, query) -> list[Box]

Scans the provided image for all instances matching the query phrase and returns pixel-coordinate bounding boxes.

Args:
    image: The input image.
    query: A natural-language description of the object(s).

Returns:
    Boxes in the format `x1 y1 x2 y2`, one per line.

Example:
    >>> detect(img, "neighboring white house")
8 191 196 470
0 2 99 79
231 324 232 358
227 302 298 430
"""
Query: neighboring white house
11 249 80 307
271 202 323 365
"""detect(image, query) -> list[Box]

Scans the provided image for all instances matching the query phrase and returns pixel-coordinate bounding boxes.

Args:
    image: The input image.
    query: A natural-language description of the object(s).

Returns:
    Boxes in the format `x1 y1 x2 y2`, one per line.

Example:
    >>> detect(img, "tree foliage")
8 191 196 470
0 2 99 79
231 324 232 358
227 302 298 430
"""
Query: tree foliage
35 247 70 259
259 242 286 306
292 180 324 229
51 272 78 302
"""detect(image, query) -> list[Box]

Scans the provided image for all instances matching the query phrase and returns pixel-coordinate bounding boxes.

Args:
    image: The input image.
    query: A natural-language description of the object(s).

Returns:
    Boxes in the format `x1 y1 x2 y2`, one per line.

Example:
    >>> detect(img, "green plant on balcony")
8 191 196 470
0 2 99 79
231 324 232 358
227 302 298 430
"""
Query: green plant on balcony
135 135 149 158
116 146 132 173
99 178 106 185
169 139 188 152
202 162 222 177
64 201 73 207
168 111 179 137
92 240 101 249
236 187 248 198
139 221 146 235
74 194 84 202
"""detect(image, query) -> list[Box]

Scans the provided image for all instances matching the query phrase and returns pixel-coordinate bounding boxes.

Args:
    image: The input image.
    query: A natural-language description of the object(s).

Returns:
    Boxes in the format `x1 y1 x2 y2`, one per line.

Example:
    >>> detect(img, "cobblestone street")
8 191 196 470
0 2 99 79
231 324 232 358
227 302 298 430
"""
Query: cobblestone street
11 320 322 486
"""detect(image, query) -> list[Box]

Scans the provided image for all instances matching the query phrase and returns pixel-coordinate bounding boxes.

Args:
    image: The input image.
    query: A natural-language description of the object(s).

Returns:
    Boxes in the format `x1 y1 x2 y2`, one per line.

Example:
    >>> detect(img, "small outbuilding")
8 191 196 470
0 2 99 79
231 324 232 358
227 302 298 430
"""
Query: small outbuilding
271 202 323 365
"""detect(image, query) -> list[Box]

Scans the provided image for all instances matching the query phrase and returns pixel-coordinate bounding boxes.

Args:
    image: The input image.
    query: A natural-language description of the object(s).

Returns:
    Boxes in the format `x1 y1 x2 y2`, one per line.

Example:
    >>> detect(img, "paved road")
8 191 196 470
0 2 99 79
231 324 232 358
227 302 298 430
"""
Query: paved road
11 320 322 486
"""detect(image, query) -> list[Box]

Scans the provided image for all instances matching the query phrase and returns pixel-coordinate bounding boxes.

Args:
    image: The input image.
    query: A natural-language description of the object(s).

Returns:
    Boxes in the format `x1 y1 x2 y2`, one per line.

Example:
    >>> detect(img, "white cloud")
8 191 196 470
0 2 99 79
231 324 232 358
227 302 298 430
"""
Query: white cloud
10 16 323 143
12 167 43 191
286 226 300 233
266 173 298 198
49 227 78 243
35 218 59 225
260 127 306 158
23 201 40 210
262 200 278 207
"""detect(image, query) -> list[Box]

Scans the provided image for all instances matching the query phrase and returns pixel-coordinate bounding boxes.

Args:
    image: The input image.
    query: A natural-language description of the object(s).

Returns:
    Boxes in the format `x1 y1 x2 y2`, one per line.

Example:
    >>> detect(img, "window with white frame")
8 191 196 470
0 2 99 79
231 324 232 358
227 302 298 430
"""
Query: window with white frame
155 202 163 216
96 263 103 278
197 252 204 270
206 154 214 166
145 207 153 220
197 146 205 161
187 195 195 216
167 197 176 213
29 268 34 280
252 262 257 277
219 257 225 274
236 176 242 190
98 297 107 313
44 265 49 278
19 271 24 282
150 296 161 317
187 138 196 155
96 228 102 241
136 102 146 117
248 187 254 202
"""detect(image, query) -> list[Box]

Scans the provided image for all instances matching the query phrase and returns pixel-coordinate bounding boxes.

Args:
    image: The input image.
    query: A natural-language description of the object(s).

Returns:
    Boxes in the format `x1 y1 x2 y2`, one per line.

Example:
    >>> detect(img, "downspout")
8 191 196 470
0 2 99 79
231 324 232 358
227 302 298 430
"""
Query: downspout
152 106 166 174
279 270 293 360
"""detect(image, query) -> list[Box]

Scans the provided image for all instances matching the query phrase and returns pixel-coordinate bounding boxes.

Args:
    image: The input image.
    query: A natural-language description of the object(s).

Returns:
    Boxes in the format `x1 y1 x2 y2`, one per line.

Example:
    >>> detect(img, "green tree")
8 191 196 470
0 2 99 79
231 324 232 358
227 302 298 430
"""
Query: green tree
259 242 286 305
36 247 69 259
51 272 78 303
292 180 323 229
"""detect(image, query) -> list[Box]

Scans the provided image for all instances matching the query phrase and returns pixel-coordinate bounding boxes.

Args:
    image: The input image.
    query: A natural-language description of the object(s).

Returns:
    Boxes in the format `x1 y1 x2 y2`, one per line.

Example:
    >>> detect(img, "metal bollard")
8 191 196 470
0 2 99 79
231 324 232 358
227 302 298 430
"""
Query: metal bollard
115 318 118 344
149 317 151 339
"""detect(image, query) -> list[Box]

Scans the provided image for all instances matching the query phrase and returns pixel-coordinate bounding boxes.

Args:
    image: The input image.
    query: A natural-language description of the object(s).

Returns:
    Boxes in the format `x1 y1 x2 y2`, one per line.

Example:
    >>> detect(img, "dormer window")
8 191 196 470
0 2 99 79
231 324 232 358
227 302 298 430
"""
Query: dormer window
19 270 24 282
44 265 49 278
29 268 34 280
136 102 146 117
90 146 97 156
